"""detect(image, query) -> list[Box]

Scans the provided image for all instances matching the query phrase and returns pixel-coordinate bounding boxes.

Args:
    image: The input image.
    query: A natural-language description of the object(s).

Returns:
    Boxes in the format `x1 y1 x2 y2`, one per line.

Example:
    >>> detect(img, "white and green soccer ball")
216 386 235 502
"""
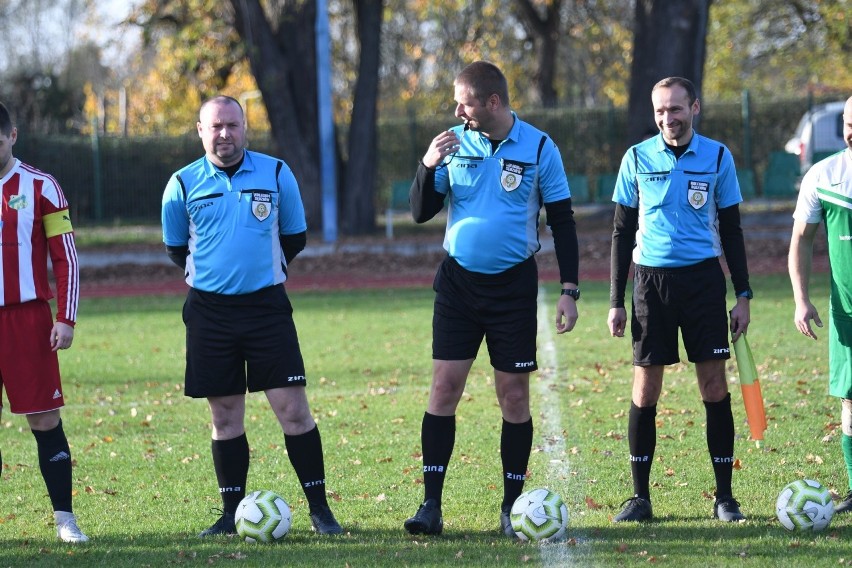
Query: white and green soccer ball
775 479 834 532
234 490 292 543
510 488 569 542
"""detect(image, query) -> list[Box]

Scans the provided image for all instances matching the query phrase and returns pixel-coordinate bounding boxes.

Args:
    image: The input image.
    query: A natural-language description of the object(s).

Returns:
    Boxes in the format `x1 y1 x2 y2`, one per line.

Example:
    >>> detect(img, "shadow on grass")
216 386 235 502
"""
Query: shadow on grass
0 527 534 568
570 515 850 566
2 519 849 567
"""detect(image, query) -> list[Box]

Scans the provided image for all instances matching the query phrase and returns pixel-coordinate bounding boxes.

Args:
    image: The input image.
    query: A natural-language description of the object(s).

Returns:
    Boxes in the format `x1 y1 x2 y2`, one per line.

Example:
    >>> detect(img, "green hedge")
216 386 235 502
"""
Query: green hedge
12 96 827 226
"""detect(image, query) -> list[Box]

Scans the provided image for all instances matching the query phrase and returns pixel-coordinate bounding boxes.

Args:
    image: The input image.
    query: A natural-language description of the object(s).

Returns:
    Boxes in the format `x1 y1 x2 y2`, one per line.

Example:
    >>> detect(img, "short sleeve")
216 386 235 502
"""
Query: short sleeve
161 174 190 246
276 162 308 235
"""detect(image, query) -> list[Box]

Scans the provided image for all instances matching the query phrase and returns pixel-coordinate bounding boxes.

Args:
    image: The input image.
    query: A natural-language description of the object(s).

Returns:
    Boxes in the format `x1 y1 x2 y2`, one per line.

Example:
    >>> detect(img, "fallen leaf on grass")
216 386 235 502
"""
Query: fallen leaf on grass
585 496 602 509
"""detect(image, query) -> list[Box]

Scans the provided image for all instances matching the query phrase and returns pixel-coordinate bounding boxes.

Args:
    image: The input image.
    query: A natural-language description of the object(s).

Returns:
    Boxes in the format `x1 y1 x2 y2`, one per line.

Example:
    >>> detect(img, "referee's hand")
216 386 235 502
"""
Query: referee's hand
423 131 460 169
608 307 627 338
50 321 75 351
729 297 751 343
556 295 578 334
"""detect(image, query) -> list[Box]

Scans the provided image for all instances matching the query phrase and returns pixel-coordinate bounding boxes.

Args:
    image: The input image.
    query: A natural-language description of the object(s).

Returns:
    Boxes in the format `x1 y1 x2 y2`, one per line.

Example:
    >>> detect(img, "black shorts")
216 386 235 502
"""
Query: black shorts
432 255 538 373
631 258 730 366
183 285 307 398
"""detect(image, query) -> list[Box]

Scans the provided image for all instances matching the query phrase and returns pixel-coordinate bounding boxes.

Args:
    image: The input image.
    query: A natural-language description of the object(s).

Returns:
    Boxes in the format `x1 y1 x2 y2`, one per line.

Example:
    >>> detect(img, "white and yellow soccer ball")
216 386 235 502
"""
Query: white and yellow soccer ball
775 479 834 532
509 488 569 542
234 490 292 543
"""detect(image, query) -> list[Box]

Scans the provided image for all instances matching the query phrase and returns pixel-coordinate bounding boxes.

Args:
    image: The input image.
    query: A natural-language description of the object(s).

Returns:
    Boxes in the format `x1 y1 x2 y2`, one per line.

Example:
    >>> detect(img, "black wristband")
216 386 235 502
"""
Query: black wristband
561 288 580 301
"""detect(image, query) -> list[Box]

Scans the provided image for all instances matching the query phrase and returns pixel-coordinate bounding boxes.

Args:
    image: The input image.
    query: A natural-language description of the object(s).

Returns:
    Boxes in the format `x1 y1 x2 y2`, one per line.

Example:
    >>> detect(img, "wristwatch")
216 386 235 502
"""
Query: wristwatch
561 288 580 301
736 288 753 300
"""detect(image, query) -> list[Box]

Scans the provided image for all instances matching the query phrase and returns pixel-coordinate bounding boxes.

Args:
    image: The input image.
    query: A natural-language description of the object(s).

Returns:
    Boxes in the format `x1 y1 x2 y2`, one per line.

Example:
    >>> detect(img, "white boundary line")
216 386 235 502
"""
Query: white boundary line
535 286 577 565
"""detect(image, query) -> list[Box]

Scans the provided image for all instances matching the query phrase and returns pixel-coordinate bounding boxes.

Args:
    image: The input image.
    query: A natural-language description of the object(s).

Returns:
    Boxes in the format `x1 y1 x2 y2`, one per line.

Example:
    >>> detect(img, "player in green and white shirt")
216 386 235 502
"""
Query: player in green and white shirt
789 95 852 514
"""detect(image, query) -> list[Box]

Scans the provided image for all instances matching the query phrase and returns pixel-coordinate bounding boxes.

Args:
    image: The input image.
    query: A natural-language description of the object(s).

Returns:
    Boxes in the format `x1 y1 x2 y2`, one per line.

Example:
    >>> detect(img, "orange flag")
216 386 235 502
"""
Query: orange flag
733 334 767 447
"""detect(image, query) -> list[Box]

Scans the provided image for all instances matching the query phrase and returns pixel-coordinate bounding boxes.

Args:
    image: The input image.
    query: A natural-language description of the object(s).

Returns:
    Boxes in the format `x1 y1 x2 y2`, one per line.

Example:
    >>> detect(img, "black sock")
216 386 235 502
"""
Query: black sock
704 393 735 497
284 425 329 511
627 402 657 499
32 420 73 512
211 433 249 514
421 412 455 505
500 418 533 509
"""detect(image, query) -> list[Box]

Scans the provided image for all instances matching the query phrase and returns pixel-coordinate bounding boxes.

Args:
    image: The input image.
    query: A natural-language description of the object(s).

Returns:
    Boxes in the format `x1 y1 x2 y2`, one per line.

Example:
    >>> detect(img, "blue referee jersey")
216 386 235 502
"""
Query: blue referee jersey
612 132 742 267
161 150 307 294
434 113 571 274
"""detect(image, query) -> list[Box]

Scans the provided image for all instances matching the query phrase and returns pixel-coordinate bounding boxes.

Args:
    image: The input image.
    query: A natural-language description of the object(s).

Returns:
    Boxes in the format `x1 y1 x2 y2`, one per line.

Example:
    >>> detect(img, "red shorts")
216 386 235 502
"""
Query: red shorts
0 301 65 414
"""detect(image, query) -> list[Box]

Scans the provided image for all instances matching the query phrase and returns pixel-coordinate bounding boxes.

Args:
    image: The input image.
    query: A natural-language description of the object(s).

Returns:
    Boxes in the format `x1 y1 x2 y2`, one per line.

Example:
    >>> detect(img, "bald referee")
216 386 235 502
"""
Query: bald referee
403 61 580 537
161 95 342 537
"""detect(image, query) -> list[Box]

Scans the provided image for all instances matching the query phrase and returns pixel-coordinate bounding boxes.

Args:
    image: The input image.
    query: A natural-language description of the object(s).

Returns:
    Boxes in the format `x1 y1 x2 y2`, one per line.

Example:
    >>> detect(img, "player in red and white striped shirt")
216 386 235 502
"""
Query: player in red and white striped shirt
0 101 87 543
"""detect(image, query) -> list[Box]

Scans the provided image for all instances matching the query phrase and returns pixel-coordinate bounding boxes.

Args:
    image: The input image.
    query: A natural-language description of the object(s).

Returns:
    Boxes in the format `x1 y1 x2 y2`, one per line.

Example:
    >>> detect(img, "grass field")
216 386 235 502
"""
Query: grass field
1 274 850 567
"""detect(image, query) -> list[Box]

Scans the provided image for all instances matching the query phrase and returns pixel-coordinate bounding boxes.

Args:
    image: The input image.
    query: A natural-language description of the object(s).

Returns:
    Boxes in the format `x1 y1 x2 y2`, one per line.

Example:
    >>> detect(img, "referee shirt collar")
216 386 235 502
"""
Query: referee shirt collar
470 112 520 151
201 150 255 178
651 130 702 156
505 111 521 143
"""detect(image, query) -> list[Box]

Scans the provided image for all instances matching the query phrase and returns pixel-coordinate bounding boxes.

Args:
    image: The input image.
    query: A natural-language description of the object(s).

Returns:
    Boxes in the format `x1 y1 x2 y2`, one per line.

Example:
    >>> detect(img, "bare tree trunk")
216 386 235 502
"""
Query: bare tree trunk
626 0 712 145
341 0 382 235
514 0 562 107
229 0 323 229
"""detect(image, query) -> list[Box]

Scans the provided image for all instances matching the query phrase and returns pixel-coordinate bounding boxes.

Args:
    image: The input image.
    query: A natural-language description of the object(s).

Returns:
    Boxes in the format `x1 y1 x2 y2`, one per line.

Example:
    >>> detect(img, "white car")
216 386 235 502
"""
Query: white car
784 101 847 173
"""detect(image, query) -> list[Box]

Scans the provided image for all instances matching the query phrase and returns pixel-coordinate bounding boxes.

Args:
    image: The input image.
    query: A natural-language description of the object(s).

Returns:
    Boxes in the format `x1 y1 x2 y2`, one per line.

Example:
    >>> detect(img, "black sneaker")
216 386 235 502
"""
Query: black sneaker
404 499 443 535
198 510 236 537
500 504 517 538
613 496 653 522
713 496 746 522
835 490 852 514
310 505 344 535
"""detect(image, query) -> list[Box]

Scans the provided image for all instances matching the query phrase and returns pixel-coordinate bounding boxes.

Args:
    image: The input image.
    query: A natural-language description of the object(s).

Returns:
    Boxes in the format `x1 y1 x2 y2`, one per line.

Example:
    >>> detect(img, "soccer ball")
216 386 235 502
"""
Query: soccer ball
509 488 569 542
234 490 292 543
775 479 834 532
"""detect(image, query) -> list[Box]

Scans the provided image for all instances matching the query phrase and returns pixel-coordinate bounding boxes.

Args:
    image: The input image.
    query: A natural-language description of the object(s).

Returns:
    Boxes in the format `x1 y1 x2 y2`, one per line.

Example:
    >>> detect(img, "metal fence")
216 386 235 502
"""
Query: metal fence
11 95 833 227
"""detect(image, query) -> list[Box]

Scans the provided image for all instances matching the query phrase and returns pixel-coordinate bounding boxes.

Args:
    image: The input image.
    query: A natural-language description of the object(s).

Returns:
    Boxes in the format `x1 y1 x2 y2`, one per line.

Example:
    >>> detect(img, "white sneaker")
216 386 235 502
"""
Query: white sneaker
55 511 89 543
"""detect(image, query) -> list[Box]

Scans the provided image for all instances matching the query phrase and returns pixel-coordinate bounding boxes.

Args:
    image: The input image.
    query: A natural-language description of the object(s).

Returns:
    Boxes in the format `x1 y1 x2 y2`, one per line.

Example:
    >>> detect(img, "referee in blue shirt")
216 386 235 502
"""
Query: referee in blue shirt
403 61 580 537
162 95 342 537
608 77 752 523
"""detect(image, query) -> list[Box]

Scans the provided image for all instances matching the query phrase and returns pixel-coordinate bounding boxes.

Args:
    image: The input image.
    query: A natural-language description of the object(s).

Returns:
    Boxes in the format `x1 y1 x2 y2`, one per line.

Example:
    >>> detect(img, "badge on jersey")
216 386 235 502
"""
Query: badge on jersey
8 194 27 210
501 161 525 192
251 192 272 221
687 180 709 209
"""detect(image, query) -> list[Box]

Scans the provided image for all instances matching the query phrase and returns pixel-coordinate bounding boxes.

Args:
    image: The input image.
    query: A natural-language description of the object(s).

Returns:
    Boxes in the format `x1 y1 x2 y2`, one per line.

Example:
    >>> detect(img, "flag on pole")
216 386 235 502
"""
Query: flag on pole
733 334 767 447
